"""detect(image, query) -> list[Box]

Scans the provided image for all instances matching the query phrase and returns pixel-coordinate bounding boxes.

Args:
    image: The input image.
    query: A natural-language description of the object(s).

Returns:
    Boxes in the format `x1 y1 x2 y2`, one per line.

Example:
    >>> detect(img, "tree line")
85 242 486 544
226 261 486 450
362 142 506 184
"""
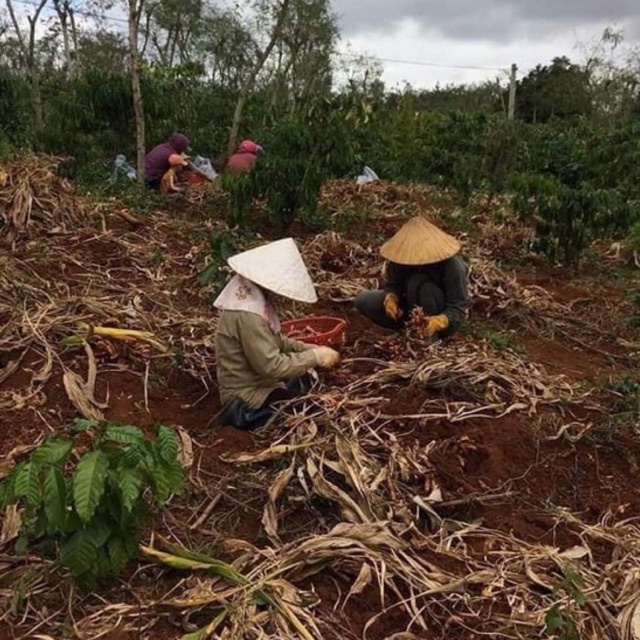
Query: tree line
1 0 640 265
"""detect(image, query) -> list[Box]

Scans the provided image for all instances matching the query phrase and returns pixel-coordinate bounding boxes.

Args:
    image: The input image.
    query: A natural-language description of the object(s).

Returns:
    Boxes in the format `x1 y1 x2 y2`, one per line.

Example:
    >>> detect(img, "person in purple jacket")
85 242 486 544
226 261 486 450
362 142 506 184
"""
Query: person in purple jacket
144 133 190 190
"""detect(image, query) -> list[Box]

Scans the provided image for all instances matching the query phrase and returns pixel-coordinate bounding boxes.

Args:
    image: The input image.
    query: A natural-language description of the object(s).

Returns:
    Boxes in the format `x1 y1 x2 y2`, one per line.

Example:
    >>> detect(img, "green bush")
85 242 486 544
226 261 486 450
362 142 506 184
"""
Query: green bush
0 421 184 588
511 172 636 265
1 62 639 250
0 70 32 147
224 99 358 231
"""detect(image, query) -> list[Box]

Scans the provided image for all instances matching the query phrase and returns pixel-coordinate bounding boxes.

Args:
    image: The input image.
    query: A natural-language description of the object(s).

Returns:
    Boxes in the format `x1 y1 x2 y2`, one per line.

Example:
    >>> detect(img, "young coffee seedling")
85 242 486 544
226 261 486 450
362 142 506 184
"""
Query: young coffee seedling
0 421 184 588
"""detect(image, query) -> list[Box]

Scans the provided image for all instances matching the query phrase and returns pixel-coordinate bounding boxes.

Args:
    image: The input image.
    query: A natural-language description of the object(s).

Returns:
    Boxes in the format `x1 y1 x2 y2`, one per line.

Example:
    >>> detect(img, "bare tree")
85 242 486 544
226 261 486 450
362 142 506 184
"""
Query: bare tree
5 0 48 130
227 0 291 157
199 8 257 90
52 0 76 75
128 0 146 182
279 0 337 111
143 0 202 67
574 27 640 122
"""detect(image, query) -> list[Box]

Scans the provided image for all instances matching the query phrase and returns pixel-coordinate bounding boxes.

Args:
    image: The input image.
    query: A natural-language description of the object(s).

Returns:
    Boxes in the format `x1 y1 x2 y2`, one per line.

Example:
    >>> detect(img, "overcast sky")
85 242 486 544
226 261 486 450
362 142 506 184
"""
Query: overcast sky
332 0 640 88
10 0 640 90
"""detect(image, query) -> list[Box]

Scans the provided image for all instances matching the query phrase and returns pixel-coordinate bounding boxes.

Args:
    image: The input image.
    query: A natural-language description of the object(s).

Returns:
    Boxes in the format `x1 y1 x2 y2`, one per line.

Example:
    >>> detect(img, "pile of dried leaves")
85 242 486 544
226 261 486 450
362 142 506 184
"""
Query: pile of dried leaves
319 179 456 219
2 165 639 640
342 337 579 418
0 207 220 422
301 231 380 302
54 388 638 639
0 155 90 240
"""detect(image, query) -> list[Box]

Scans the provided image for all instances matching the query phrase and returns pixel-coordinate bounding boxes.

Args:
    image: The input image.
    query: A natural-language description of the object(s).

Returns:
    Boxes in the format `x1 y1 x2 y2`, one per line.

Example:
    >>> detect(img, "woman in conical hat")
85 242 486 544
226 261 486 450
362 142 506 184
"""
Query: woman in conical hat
355 217 469 339
214 238 340 430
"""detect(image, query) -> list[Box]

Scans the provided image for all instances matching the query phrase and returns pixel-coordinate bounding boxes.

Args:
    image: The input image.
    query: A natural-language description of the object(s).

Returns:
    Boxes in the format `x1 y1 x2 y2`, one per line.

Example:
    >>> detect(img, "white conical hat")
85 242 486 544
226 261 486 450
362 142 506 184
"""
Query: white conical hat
227 238 318 303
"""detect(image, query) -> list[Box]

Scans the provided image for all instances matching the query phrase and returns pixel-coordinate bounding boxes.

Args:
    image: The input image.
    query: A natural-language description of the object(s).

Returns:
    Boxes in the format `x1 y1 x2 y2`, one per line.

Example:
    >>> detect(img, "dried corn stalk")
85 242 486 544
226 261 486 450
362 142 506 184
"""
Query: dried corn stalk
0 155 88 239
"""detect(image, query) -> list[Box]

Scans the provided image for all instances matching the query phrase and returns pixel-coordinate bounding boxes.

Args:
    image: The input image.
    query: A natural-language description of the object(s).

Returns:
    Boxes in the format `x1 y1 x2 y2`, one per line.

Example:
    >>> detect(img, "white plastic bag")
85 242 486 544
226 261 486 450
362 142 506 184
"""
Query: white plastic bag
192 155 217 181
111 154 137 182
356 165 379 185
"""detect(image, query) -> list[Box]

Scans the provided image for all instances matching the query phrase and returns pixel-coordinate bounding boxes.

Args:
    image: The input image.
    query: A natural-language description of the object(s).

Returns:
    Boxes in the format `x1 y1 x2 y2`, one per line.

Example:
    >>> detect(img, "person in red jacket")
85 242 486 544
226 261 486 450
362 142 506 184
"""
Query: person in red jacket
226 139 262 174
144 133 190 190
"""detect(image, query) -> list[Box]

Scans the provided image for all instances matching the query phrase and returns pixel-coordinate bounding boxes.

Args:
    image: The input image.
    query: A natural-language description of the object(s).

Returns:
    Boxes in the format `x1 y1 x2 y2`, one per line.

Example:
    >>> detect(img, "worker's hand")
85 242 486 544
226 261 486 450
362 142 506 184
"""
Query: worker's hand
314 346 341 369
383 293 403 321
422 314 450 339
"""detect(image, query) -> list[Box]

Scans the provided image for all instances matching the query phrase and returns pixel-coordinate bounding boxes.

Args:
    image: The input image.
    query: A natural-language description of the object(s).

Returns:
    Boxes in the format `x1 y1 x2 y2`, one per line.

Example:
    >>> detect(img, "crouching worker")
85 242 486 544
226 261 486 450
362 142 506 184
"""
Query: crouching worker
226 139 262 174
214 238 341 430
159 154 188 194
144 133 190 190
355 217 470 339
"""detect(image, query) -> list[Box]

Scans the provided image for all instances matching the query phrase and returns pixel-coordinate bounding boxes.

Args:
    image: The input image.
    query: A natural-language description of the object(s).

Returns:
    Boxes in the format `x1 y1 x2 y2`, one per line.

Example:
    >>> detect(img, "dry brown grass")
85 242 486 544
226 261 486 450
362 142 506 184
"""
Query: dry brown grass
1 158 639 640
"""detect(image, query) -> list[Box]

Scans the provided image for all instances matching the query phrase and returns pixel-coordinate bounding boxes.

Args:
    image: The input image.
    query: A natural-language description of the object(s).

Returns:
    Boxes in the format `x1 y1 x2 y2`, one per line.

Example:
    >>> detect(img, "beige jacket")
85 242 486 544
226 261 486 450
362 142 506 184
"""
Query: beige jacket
215 310 319 409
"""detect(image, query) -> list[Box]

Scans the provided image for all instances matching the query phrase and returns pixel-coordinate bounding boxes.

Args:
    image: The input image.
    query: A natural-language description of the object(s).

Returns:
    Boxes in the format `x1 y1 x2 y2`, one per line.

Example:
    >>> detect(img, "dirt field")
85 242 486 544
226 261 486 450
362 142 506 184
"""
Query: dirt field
1 167 640 640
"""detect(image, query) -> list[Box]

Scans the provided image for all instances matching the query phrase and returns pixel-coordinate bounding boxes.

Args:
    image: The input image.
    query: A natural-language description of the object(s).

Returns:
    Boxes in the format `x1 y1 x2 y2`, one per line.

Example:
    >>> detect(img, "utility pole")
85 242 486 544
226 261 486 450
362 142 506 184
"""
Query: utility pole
508 63 517 120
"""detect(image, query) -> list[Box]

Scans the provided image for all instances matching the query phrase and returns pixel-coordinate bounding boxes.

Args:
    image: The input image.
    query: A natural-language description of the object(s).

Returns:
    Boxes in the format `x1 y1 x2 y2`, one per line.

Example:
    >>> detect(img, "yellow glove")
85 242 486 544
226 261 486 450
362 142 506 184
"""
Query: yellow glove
424 314 449 338
383 293 403 321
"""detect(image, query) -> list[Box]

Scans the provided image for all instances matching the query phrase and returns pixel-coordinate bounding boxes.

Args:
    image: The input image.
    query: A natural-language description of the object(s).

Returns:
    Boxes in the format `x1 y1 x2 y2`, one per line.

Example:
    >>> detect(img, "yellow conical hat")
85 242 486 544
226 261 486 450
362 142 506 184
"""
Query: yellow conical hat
380 217 461 265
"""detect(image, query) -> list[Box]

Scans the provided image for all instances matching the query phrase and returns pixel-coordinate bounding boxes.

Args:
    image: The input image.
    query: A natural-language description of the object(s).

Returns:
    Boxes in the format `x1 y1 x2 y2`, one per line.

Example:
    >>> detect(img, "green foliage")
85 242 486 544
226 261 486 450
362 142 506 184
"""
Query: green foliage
0 42 638 258
224 97 358 231
73 450 110 523
517 56 592 123
511 171 638 266
481 328 524 354
198 227 251 287
503 116 640 265
606 374 640 419
0 70 32 146
223 171 255 229
0 422 184 588
482 119 520 196
545 565 586 640
545 604 580 640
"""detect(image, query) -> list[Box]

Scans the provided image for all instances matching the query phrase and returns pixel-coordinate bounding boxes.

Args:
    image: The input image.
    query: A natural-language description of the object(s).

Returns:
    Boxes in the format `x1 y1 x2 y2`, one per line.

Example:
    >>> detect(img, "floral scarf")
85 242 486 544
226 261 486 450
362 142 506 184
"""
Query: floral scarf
213 275 280 332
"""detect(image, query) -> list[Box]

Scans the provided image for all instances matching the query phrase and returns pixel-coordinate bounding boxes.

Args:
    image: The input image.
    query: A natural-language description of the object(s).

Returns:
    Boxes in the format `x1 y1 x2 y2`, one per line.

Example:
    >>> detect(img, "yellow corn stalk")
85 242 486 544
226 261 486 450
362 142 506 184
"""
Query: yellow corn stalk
221 443 315 464
78 322 155 340
63 322 166 352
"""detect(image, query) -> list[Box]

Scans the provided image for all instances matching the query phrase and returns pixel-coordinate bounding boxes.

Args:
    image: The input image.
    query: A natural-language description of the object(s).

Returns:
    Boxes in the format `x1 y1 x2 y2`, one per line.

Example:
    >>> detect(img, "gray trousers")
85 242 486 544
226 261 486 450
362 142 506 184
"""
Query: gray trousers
355 281 446 331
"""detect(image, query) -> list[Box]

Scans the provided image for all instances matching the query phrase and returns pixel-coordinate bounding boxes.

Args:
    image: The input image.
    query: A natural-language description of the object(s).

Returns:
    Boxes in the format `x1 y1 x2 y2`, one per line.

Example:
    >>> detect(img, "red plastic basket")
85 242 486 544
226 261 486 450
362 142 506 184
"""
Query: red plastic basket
281 316 347 347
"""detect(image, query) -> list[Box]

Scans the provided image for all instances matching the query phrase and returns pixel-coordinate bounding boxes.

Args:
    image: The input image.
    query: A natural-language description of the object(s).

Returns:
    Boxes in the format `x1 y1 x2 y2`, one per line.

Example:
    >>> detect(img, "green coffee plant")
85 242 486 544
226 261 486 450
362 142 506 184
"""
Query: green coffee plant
249 116 334 230
222 171 255 229
0 421 184 588
511 172 636 266
223 98 358 232
482 329 524 354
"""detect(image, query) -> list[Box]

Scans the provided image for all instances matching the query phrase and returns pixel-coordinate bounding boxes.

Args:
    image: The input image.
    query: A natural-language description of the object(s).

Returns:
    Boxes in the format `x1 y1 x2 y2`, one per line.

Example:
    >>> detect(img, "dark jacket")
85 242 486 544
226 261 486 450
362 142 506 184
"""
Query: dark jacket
144 133 189 184
384 256 470 331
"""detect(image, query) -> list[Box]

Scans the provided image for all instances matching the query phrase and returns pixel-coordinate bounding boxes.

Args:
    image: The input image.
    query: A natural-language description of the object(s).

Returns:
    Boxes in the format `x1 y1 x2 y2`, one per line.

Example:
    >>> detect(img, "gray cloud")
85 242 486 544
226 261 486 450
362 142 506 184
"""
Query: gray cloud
334 0 640 42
